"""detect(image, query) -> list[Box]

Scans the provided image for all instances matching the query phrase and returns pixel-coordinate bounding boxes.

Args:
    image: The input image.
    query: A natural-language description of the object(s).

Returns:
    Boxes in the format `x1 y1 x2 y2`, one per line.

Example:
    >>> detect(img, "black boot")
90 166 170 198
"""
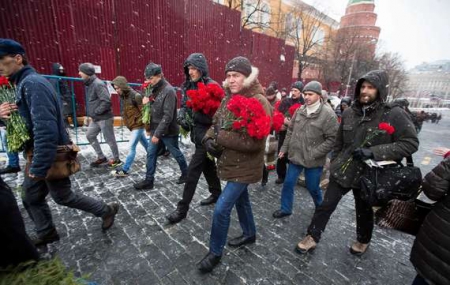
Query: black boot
32 228 60 246
166 209 187 224
197 252 221 273
176 174 187 184
134 179 154 190
200 195 218 206
0 165 21 174
227 234 256 247
102 202 119 231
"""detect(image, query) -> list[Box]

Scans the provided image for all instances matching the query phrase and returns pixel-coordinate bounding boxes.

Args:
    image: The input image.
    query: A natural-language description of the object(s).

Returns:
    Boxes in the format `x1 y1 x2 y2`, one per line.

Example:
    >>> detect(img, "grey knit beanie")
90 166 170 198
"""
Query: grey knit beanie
144 62 162 79
78 63 95 76
225 56 252 77
303 81 322 95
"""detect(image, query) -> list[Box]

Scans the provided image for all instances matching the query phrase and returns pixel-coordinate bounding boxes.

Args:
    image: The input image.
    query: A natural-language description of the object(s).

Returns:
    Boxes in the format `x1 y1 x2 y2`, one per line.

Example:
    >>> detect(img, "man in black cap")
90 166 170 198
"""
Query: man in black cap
0 38 119 246
275 81 305 184
134 62 188 190
78 62 121 168
166 53 222 223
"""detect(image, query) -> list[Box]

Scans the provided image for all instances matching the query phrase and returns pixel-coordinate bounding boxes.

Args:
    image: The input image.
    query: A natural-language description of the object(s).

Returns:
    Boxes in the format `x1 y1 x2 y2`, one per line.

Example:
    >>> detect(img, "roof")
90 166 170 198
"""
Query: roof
347 0 374 6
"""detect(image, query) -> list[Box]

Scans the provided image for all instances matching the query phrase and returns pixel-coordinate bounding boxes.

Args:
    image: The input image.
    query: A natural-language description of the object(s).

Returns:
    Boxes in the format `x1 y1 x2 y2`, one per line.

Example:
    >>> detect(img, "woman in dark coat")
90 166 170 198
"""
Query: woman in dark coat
410 148 450 285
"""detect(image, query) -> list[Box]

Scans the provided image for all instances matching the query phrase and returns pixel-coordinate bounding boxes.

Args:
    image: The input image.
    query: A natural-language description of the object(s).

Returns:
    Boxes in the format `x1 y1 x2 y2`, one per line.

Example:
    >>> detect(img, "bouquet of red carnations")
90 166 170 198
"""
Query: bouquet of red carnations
224 95 271 140
186 82 224 117
141 81 153 124
288 103 302 117
0 76 30 152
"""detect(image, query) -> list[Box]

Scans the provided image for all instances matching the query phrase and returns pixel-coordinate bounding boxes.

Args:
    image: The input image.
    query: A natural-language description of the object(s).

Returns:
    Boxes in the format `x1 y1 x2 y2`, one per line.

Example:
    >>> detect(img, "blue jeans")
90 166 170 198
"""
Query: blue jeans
280 162 323 214
145 135 187 181
0 128 19 167
210 182 256 256
122 129 149 172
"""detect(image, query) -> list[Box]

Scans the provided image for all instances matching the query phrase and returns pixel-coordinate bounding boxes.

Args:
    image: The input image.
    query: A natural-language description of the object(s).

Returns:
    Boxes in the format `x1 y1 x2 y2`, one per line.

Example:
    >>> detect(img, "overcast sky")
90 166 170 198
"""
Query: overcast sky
301 0 450 69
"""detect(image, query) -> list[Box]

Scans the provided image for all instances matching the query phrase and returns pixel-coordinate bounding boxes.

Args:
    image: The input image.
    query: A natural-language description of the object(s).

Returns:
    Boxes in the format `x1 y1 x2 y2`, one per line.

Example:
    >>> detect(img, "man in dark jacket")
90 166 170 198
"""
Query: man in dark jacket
133 63 188 190
79 63 121 168
111 76 148 177
49 63 76 128
166 53 221 223
197 56 271 273
0 39 119 246
410 149 450 285
275 81 305 184
295 70 419 256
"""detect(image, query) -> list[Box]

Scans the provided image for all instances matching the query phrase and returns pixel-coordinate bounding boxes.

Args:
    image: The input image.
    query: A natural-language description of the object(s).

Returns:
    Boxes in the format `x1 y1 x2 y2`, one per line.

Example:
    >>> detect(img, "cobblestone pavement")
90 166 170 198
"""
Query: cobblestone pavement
2 111 449 285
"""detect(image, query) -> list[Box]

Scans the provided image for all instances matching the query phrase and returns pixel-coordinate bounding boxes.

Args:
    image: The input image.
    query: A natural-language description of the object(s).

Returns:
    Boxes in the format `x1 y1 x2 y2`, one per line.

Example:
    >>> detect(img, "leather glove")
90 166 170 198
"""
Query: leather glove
352 147 374 160
204 138 223 158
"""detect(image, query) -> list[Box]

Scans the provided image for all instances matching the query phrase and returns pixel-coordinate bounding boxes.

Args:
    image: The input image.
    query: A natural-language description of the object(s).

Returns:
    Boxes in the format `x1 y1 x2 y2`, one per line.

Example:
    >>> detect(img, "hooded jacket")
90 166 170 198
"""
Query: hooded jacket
410 157 450 285
280 102 338 168
49 63 73 116
11 66 70 177
84 75 113 121
179 53 220 146
204 67 272 184
111 76 144 131
329 70 419 189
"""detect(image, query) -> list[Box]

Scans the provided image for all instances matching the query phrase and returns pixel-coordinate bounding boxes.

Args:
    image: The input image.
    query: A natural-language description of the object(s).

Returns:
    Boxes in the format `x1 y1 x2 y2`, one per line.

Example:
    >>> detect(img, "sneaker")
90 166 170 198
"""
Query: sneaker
0 165 21 174
32 228 60 246
102 202 119 231
90 157 107 167
114 169 128 177
108 159 123 168
350 242 369 256
295 235 317 254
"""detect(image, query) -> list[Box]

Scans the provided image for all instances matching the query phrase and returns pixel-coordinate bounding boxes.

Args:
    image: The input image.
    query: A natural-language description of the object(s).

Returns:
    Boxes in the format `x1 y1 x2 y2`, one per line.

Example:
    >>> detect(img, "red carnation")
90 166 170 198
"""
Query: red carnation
0 76 10 87
186 83 224 117
288 103 302 117
274 100 281 111
272 110 285 132
378 122 395 135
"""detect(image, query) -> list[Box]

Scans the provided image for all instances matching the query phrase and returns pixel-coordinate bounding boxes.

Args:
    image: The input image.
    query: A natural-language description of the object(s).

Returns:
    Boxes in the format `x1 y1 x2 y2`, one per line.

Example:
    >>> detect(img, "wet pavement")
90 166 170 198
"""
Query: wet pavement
2 110 449 285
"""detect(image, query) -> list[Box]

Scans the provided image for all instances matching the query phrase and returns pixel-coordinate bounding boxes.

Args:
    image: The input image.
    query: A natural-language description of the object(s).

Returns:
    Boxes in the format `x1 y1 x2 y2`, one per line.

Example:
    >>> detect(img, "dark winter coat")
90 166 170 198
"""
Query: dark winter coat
278 97 304 115
329 70 419 189
204 67 272 184
149 78 179 138
11 66 70 178
280 102 338 168
410 157 450 285
179 53 219 146
49 63 73 117
84 75 113 121
111 76 144 131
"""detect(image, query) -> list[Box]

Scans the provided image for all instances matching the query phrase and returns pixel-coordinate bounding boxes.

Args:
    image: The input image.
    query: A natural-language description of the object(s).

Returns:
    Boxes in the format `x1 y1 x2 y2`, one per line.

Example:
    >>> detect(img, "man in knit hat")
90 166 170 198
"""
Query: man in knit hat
0 39 119 246
275 81 305 184
273 81 338 219
133 62 188 190
197 56 271 273
78 62 121 168
111 76 149 177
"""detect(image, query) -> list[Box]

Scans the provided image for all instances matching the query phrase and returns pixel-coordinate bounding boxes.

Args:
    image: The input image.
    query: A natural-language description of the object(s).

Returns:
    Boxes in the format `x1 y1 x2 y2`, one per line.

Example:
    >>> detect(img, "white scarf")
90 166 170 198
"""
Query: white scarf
306 100 321 116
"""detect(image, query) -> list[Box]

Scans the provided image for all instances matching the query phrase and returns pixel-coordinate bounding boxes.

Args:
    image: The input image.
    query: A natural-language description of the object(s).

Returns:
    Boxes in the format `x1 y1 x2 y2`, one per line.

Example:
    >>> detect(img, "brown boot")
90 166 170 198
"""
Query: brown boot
295 235 317 254
350 241 369 256
102 203 119 231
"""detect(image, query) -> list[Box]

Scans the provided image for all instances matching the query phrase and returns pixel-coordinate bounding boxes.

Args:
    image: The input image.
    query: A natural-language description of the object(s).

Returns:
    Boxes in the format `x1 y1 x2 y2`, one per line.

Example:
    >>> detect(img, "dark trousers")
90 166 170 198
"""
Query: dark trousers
307 177 374 243
262 165 268 184
22 176 108 238
0 178 39 268
276 131 288 179
412 275 429 285
177 145 221 213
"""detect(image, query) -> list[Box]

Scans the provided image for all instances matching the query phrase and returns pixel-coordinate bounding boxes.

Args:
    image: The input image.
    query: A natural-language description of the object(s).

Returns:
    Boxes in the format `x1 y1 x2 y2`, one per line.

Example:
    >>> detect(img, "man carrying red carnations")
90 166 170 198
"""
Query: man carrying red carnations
197 56 272 273
295 70 419 256
166 53 223 224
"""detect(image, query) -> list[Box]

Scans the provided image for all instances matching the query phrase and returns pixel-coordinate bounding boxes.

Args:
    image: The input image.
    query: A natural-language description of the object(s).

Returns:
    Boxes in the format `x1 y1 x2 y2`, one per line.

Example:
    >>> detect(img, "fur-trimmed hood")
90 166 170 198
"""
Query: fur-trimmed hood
223 66 264 97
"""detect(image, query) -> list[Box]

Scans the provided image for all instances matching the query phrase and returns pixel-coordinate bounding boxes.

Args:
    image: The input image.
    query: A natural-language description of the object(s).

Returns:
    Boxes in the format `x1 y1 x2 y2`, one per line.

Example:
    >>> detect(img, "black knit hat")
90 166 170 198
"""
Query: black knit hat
0 38 25 56
144 62 162 79
78 63 95 76
225 56 252 77
291 81 304 92
266 86 276 96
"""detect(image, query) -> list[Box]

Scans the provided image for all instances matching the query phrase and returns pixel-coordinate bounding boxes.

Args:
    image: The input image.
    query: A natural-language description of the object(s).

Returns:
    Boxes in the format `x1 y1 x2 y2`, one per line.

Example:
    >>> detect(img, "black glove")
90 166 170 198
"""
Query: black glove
176 116 190 131
204 138 223 158
352 147 374 160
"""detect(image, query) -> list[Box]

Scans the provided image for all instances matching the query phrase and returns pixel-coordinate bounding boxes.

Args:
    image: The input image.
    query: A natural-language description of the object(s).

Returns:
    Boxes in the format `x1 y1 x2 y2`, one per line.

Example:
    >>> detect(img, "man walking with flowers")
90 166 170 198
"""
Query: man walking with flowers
166 53 222 224
295 70 418 256
197 56 271 272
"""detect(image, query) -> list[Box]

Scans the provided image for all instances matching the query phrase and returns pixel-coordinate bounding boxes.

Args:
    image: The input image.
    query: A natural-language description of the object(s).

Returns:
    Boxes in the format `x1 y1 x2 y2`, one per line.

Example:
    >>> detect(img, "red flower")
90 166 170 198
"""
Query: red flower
225 95 271 140
272 110 285 132
0 76 10 87
288 103 302 117
141 81 150 90
274 100 281 111
186 82 224 117
378 122 395 135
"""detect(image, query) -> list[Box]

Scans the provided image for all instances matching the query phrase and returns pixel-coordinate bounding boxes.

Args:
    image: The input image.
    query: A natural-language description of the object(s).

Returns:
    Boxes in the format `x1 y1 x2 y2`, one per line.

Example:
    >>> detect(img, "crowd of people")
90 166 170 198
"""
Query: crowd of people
1 38 449 284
